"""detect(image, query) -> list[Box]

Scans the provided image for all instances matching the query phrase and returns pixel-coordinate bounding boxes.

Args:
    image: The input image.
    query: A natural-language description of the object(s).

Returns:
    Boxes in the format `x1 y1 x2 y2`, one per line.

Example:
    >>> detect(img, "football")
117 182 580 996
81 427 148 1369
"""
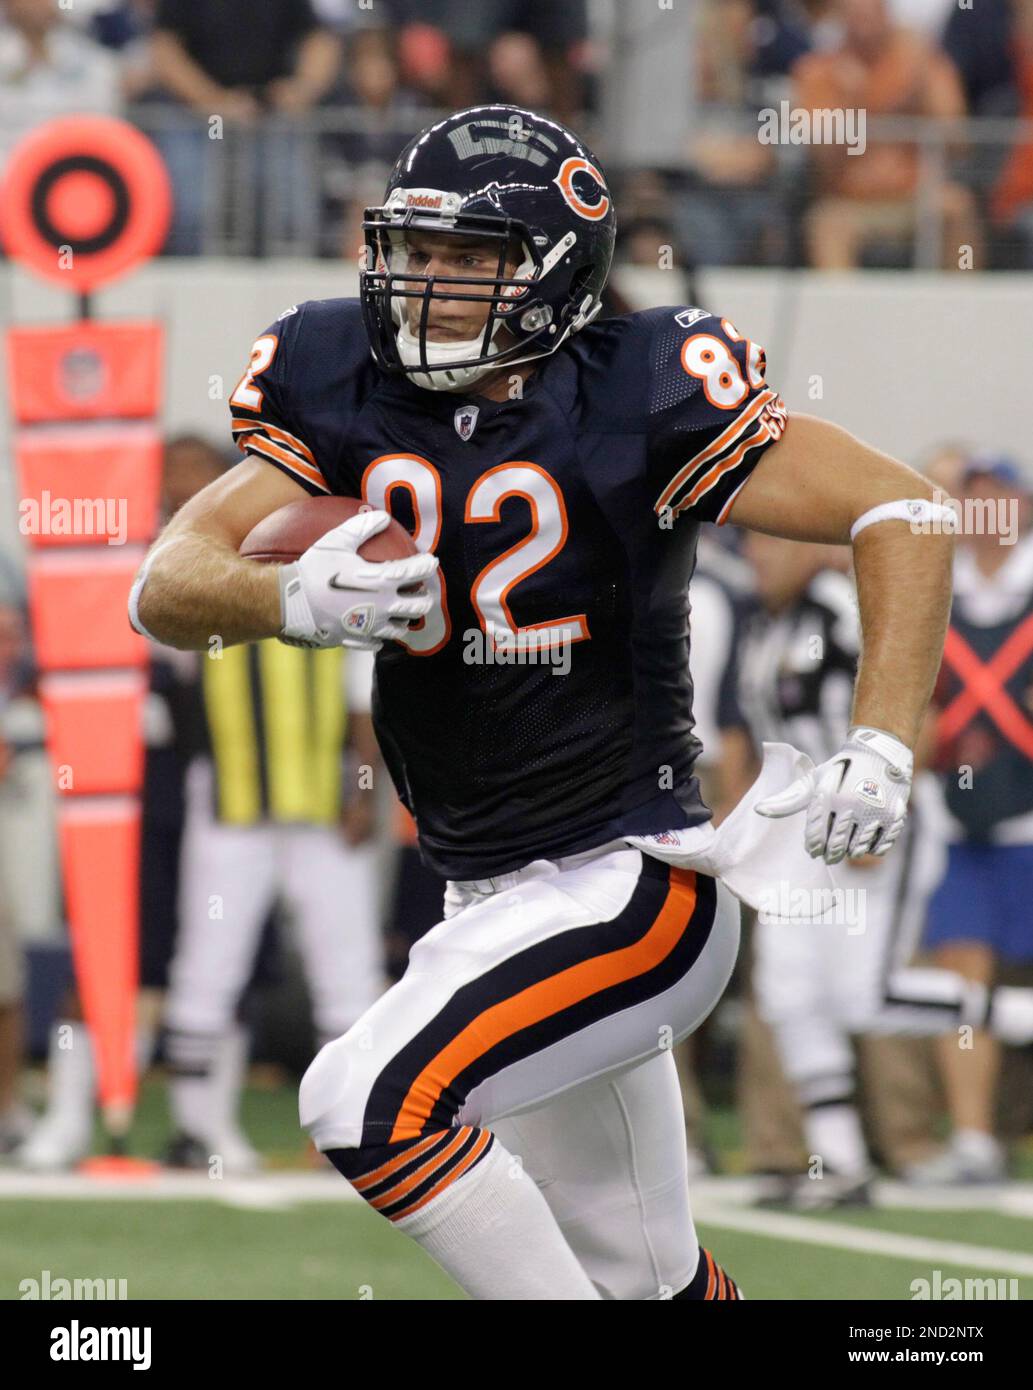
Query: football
238 496 418 565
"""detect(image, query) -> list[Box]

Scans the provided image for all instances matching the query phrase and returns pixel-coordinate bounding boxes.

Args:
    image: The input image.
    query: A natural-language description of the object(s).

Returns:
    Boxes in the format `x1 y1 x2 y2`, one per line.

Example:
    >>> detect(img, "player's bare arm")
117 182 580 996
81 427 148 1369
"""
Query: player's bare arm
728 413 955 861
132 455 437 652
133 456 304 649
728 412 954 748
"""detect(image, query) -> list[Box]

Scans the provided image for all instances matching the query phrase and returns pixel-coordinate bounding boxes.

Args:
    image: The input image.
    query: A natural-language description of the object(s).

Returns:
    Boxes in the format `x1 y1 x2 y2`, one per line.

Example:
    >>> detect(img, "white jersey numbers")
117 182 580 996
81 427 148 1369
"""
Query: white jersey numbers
467 463 590 651
362 454 451 655
362 455 588 657
230 334 279 412
679 333 749 409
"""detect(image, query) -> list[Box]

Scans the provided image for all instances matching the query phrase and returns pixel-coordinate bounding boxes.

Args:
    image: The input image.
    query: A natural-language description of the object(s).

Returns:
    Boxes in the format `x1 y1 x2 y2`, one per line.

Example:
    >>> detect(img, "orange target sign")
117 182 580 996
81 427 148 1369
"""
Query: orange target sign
0 115 171 291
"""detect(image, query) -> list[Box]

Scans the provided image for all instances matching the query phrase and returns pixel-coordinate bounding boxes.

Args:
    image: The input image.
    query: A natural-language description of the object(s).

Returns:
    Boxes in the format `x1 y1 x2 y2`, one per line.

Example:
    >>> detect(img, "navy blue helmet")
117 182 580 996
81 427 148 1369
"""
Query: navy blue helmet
360 105 616 391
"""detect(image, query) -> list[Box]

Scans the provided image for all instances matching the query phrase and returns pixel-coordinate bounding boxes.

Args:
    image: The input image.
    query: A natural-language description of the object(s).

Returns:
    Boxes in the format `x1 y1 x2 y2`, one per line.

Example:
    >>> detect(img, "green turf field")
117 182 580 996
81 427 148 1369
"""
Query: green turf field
3 1080 1031 1301
3 1196 1029 1301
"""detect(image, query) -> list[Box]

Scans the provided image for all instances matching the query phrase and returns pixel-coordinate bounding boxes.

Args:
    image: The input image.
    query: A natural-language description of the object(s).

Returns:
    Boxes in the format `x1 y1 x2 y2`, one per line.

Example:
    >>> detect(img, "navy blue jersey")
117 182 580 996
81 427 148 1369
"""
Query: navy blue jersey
229 299 788 878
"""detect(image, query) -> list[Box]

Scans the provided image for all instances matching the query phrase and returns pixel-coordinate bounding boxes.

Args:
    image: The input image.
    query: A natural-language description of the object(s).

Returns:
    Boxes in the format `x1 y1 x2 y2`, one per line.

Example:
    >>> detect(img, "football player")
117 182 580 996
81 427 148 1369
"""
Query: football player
736 533 1033 1207
129 106 955 1300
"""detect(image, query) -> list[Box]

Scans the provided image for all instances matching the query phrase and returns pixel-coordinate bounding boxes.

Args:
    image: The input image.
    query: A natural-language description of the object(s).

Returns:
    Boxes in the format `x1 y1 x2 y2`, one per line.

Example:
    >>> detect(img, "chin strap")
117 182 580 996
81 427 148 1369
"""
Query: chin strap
395 321 504 391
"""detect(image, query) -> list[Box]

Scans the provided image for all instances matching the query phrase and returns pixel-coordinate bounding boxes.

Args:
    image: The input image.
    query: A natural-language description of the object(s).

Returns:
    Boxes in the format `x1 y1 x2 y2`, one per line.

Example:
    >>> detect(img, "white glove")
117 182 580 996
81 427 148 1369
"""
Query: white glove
754 725 914 864
277 509 437 650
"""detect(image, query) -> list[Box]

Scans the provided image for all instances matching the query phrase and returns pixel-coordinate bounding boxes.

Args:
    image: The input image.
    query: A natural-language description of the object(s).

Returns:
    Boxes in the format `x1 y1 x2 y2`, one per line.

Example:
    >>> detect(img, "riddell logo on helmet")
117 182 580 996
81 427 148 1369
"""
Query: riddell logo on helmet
387 187 459 215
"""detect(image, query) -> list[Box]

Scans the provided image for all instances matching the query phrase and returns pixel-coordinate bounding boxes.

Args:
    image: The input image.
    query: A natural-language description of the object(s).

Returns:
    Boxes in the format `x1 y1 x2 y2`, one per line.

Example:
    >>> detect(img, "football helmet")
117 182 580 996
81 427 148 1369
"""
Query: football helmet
360 105 616 391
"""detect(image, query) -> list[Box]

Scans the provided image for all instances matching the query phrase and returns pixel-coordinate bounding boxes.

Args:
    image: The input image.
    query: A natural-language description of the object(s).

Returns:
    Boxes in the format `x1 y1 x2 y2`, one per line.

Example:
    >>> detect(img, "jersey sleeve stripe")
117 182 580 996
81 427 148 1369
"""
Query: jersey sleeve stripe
231 417 320 470
654 387 777 514
707 398 789 523
672 418 770 517
245 437 330 493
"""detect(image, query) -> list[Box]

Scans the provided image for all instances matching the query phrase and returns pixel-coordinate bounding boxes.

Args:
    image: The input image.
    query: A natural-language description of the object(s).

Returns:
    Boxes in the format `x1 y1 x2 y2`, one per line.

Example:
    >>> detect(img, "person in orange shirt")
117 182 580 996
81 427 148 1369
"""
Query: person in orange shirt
793 0 979 269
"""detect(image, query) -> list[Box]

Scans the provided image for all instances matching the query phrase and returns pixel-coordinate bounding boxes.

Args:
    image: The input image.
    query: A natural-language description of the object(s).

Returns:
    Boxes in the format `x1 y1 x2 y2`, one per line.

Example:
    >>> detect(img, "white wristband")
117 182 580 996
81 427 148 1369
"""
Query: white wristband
850 498 958 542
848 724 914 774
127 542 175 643
278 561 317 641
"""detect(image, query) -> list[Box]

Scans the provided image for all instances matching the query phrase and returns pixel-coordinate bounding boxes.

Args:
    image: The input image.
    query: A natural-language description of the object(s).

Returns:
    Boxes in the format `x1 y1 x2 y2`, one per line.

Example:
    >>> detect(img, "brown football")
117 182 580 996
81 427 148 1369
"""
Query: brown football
239 496 418 564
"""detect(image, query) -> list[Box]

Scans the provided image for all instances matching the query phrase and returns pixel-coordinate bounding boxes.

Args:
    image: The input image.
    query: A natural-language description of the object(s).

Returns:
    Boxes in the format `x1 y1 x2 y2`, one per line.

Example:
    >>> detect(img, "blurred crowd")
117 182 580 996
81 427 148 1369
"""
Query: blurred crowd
1 435 1031 1201
3 0 1033 265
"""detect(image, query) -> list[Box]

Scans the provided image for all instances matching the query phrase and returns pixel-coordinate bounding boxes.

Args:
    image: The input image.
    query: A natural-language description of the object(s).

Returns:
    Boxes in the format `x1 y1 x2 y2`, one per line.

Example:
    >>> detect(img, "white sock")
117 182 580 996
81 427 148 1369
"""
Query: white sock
953 1128 1001 1161
209 1024 249 1139
170 1025 249 1142
39 1020 95 1139
989 987 1033 1046
804 1103 869 1179
395 1138 600 1300
168 1031 220 1140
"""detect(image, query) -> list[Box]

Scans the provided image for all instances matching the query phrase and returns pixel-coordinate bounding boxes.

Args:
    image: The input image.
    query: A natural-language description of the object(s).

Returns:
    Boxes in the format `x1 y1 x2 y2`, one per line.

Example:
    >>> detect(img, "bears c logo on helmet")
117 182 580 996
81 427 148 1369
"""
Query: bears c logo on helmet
553 157 610 221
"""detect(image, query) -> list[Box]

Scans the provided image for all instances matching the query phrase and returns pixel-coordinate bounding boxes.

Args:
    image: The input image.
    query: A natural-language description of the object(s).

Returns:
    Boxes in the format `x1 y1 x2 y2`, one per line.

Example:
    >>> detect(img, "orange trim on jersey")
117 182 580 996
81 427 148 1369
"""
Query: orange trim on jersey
388 1129 493 1221
709 398 787 525
704 1249 718 1299
466 460 590 649
388 868 700 1142
232 418 319 470
672 420 768 518
361 454 443 551
361 452 452 657
244 436 329 492
654 387 776 515
229 333 279 414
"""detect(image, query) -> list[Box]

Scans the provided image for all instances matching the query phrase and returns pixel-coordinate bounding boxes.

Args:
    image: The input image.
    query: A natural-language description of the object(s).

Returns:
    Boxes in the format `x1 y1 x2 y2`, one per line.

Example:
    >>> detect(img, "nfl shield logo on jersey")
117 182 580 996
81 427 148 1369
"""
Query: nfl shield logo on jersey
454 405 479 441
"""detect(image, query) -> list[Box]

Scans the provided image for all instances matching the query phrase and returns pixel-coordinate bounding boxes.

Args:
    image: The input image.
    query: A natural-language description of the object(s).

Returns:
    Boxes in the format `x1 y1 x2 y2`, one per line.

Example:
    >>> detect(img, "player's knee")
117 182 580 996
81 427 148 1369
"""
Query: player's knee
299 1033 366 1152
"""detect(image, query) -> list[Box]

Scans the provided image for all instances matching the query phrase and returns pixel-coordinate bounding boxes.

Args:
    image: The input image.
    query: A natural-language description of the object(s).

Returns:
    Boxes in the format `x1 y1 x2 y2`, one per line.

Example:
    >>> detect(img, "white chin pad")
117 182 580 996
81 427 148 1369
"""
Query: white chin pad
395 320 503 392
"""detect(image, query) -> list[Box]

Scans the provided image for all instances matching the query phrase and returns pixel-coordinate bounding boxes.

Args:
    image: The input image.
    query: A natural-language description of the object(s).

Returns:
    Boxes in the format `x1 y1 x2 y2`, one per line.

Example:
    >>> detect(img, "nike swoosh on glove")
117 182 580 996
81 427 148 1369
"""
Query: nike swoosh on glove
277 508 438 650
754 725 914 864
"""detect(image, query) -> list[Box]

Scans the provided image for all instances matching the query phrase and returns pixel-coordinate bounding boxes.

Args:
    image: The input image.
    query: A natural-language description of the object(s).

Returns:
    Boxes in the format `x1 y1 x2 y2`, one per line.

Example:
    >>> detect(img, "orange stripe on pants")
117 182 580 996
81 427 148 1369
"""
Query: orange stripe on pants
388 868 699 1142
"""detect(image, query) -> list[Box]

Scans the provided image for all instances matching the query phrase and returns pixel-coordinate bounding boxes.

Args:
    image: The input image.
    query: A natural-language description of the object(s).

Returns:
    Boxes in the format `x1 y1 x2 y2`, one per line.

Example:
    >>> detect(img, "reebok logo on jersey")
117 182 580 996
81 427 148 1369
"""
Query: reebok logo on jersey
674 307 709 329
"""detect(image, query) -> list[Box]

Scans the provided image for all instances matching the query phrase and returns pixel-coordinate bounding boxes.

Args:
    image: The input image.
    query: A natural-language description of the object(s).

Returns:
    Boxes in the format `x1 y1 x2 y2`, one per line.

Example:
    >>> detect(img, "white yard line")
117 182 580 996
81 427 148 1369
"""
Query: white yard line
0 1166 1032 1281
689 1175 1033 1212
0 1170 358 1205
692 1198 1033 1278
